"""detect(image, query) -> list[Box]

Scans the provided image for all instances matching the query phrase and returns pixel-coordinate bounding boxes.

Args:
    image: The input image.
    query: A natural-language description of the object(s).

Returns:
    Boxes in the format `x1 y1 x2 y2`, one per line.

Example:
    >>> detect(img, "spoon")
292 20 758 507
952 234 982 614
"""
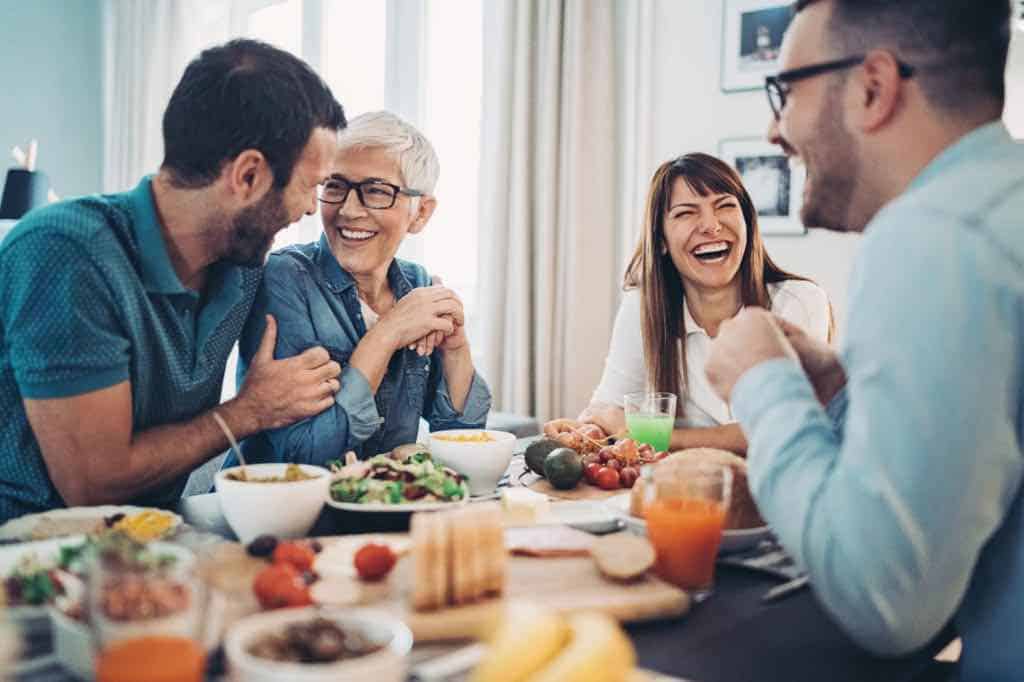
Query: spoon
212 412 248 482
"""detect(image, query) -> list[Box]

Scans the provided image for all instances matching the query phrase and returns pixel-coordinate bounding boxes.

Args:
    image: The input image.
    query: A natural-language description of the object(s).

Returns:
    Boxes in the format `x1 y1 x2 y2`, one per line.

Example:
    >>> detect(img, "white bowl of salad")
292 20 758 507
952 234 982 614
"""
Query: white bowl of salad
327 450 470 511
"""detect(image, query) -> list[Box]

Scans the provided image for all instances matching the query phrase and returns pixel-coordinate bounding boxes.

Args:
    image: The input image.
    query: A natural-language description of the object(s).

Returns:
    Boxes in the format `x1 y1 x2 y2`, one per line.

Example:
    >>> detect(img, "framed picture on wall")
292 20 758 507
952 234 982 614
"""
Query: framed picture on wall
720 0 794 92
719 137 807 236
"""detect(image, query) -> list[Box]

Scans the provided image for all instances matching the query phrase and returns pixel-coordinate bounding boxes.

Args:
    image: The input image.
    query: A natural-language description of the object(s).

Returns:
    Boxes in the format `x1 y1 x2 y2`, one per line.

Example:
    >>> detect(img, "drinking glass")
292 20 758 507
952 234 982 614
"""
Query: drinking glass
86 539 206 682
623 392 677 452
642 460 732 602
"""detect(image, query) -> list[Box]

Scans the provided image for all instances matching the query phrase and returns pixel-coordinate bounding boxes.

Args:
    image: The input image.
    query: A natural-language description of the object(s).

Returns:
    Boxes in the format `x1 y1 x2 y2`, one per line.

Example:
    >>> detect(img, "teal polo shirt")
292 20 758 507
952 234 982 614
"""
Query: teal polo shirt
0 177 261 521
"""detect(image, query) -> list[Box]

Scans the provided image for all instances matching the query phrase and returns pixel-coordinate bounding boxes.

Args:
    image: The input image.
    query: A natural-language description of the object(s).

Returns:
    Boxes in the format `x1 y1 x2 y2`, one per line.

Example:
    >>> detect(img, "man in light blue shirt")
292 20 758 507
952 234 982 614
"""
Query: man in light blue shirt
705 0 1021 679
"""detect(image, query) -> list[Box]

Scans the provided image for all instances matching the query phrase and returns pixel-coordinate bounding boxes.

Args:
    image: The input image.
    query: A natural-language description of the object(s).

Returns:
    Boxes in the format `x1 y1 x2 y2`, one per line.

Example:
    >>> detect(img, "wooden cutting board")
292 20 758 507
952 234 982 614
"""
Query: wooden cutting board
204 531 690 643
526 476 629 501
517 466 630 502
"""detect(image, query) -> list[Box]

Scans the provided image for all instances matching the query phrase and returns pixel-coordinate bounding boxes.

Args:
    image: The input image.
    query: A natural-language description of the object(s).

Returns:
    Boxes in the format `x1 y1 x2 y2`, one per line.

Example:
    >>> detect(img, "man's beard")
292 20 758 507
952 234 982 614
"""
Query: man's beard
224 189 290 266
799 83 861 233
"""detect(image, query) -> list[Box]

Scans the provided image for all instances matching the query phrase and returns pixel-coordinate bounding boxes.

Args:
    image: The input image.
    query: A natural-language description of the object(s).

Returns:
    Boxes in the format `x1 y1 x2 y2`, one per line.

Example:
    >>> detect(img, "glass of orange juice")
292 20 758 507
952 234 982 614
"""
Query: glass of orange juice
642 460 732 602
86 537 207 682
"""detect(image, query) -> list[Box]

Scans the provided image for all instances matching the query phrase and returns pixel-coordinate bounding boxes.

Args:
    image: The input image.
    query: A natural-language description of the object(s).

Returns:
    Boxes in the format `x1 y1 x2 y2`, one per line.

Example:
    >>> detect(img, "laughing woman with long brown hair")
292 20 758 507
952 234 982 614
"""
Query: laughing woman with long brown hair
546 153 831 455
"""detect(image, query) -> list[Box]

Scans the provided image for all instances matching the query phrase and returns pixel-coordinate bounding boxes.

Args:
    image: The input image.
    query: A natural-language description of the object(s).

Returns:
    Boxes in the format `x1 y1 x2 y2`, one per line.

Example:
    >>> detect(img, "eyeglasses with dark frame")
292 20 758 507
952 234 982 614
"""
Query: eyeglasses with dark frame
765 55 916 120
317 175 424 210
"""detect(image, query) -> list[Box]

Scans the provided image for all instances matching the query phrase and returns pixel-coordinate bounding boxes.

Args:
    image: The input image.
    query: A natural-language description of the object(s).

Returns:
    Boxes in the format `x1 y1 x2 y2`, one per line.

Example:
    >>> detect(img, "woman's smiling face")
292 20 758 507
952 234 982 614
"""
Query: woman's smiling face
663 177 747 292
321 146 430 278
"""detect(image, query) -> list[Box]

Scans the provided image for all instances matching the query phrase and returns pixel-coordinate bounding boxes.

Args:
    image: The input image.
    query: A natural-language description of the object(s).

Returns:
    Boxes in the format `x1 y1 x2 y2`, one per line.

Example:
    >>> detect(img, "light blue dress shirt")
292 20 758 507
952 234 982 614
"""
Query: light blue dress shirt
730 122 1023 680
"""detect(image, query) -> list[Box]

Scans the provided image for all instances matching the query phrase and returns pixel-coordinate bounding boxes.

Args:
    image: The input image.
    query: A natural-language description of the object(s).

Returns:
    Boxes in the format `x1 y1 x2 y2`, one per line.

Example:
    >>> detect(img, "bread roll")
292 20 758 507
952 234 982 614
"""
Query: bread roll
630 448 764 530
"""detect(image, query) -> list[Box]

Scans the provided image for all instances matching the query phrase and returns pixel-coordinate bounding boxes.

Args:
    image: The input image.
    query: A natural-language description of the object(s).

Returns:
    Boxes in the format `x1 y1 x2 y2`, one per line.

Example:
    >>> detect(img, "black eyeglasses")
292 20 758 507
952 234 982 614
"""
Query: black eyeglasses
765 55 915 120
317 175 423 210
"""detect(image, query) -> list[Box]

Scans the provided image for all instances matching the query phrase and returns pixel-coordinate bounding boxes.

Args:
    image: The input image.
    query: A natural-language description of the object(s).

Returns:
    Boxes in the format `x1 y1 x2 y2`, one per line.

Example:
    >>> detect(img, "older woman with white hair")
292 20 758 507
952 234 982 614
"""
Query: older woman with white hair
232 111 491 465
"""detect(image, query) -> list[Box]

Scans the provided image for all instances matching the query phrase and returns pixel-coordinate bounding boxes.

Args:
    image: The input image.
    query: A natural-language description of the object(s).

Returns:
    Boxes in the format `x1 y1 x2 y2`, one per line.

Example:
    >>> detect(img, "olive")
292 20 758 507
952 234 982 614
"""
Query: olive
246 534 279 558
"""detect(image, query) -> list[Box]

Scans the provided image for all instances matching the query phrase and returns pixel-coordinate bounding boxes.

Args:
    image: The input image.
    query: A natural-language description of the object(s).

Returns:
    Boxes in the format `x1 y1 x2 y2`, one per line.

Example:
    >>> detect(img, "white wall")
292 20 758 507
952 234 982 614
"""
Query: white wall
640 1 1024 341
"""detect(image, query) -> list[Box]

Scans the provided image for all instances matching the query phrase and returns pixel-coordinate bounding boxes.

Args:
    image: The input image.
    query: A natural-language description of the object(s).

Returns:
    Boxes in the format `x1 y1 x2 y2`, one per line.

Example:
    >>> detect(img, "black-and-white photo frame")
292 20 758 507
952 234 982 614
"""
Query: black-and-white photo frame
719 137 807 236
720 0 794 92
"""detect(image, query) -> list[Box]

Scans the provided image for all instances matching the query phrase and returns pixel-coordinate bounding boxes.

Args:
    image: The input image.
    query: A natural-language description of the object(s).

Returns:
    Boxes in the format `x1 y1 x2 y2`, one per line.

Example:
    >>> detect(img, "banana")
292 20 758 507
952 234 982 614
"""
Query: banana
526 611 637 682
470 602 570 682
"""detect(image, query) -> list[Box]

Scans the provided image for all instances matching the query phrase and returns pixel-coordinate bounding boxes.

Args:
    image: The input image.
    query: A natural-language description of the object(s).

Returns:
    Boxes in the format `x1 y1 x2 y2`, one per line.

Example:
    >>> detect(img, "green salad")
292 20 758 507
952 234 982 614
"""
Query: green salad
329 452 468 505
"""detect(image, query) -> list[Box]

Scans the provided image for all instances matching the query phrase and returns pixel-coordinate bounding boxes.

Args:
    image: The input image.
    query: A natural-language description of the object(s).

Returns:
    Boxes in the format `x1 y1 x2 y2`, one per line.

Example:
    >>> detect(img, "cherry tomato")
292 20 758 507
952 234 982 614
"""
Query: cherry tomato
595 467 621 490
272 541 317 572
253 563 313 610
584 462 602 484
619 466 640 488
354 543 397 581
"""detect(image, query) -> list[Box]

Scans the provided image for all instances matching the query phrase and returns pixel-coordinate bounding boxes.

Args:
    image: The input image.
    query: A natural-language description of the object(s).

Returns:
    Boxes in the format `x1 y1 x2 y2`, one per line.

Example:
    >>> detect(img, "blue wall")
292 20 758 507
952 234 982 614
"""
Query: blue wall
0 0 102 199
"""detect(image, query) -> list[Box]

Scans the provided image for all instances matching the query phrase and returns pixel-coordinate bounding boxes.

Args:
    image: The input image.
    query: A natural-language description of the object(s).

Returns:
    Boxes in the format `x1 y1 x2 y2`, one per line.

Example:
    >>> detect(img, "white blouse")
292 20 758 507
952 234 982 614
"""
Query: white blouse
590 280 832 427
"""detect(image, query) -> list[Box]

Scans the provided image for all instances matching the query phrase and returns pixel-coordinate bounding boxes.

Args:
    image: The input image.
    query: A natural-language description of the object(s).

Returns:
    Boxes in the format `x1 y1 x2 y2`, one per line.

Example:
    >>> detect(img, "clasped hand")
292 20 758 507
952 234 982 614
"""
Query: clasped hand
705 308 845 405
705 309 799 402
376 279 468 357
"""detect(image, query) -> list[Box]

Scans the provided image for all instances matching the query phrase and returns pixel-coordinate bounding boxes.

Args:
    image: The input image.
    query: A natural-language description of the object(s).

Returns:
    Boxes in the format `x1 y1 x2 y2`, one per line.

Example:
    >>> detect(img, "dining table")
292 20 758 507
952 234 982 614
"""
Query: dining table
13 441 955 682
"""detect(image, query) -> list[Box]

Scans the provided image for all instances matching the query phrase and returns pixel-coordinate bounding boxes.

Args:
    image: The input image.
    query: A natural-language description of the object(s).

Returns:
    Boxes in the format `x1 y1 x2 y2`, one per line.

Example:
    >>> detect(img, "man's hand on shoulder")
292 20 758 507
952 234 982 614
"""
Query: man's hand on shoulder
706 308 798 402
228 315 342 431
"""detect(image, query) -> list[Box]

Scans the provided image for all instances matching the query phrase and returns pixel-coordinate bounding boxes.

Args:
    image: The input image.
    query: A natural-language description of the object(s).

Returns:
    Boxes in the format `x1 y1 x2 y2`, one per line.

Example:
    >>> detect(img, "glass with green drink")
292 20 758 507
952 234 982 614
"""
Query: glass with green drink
624 392 677 453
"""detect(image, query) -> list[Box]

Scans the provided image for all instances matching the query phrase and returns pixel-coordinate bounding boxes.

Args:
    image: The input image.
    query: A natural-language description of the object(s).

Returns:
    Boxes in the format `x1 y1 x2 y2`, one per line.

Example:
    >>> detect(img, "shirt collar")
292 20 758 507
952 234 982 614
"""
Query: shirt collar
316 232 357 292
909 120 1012 192
683 297 705 337
315 232 413 298
683 295 748 337
128 176 189 295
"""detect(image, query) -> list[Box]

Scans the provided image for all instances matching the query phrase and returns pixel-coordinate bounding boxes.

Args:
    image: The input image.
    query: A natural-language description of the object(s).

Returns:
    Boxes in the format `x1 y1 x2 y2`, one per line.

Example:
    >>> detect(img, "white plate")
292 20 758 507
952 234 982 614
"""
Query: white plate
0 536 88 634
325 496 470 513
523 500 622 533
326 478 473 513
0 505 182 542
604 493 772 554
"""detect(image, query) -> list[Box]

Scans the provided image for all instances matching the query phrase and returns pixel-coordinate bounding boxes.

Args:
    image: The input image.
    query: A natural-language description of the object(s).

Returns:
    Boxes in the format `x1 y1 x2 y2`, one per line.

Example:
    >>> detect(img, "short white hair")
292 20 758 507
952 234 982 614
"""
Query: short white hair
336 111 440 195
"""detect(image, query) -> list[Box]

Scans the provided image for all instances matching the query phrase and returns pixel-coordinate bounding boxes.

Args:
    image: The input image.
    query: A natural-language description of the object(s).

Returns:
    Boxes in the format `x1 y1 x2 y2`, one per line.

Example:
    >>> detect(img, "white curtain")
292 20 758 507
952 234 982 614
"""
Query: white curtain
102 1 233 193
477 0 655 422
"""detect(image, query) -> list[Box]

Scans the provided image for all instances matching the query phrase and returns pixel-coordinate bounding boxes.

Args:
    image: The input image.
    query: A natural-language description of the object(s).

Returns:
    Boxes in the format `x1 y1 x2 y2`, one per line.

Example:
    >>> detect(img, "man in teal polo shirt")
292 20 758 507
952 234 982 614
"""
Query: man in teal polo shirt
0 39 347 522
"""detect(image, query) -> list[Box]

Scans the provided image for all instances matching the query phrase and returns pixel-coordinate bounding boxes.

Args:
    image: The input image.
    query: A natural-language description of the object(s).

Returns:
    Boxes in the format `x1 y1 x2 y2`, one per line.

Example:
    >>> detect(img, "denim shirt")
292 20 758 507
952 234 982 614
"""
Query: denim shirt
730 122 1024 679
231 234 492 466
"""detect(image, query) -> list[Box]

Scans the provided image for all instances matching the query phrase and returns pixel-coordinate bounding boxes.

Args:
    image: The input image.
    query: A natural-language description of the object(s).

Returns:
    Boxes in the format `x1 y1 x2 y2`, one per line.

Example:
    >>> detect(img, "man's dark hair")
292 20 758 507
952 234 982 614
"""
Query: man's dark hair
794 0 1011 115
161 39 346 189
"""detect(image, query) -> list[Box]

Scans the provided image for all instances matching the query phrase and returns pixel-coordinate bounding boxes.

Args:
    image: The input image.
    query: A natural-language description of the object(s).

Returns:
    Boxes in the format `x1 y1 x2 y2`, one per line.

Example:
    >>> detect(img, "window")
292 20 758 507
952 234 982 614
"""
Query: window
419 0 484 332
245 0 302 55
243 0 484 348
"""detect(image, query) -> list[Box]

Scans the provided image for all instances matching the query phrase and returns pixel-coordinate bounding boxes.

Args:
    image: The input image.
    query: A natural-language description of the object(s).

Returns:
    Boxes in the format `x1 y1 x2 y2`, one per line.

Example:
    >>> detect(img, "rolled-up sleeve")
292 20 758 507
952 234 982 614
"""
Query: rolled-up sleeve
238 258 383 465
730 215 1022 657
426 368 492 431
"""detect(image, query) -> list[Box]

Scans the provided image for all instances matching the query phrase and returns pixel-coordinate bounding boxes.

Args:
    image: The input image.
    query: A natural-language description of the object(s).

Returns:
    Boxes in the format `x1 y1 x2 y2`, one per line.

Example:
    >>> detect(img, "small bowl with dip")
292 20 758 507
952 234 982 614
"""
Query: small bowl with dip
428 429 516 496
215 464 330 543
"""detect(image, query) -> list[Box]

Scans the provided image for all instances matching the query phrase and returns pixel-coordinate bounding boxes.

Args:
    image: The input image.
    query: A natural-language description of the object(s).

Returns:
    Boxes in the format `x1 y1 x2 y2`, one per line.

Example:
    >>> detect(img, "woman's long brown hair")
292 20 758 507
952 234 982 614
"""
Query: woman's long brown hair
623 152 832 411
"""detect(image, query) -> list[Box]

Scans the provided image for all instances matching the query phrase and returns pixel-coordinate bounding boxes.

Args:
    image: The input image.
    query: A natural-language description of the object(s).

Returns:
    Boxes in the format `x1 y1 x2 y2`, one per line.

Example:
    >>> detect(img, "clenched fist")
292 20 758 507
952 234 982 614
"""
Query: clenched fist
705 308 798 402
